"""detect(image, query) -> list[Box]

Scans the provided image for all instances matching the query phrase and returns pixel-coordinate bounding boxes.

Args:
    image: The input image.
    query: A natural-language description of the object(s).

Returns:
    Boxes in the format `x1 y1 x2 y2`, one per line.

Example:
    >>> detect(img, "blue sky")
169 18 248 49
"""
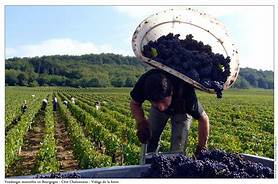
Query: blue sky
5 5 274 71
6 6 133 54
6 6 133 46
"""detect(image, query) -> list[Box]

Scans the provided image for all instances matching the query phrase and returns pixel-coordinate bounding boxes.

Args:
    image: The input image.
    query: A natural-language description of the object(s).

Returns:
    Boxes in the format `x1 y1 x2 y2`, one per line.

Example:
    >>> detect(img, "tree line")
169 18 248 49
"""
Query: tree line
5 54 273 89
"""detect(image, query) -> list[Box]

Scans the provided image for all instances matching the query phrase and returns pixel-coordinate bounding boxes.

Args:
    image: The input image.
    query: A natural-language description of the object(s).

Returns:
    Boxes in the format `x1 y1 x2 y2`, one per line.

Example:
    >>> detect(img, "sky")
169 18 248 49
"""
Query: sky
5 5 274 71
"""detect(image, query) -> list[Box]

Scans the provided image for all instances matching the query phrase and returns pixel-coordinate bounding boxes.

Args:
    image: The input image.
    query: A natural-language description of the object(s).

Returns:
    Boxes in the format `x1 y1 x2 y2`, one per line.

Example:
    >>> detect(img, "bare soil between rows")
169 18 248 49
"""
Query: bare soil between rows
6 110 45 177
6 108 80 177
54 110 80 172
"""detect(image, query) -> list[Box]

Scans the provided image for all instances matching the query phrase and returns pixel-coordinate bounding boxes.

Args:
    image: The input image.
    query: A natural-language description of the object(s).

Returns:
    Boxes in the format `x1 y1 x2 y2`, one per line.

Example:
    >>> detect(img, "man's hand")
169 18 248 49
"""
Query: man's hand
193 145 207 160
136 120 151 144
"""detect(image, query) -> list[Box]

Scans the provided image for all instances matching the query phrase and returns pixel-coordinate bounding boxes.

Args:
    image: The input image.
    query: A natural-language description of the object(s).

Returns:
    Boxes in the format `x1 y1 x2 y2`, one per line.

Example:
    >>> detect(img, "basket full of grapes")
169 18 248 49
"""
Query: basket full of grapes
132 8 240 98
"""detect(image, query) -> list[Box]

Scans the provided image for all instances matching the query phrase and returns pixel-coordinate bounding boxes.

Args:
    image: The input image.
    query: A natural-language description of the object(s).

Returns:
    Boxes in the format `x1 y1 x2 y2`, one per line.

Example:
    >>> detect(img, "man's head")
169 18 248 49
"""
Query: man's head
144 72 173 111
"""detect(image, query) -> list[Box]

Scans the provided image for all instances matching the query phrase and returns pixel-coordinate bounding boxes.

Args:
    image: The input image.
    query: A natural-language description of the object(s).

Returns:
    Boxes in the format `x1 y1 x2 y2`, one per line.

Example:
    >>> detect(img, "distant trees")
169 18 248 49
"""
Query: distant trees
5 54 273 89
233 68 273 89
5 54 147 87
5 69 19 86
111 76 125 87
125 76 137 87
232 77 251 89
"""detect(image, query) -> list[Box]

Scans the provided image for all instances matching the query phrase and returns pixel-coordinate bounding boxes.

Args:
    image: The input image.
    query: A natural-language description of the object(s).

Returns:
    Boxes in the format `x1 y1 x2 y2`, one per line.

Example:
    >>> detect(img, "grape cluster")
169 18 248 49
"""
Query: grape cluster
141 154 176 177
142 33 231 98
142 149 274 178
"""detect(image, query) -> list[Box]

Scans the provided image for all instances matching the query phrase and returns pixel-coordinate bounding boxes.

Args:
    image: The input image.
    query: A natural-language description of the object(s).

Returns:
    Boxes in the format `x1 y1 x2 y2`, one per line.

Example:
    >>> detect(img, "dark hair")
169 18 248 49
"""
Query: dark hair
144 72 173 102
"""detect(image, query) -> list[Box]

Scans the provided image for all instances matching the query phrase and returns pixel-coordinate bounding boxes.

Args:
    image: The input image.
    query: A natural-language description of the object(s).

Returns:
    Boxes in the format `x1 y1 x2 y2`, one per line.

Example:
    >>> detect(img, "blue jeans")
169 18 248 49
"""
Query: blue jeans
147 105 192 153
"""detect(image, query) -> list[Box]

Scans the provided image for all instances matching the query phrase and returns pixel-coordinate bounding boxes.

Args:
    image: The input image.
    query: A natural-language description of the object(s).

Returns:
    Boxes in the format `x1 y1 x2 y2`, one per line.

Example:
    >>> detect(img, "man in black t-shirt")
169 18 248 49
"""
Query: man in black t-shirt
130 69 210 155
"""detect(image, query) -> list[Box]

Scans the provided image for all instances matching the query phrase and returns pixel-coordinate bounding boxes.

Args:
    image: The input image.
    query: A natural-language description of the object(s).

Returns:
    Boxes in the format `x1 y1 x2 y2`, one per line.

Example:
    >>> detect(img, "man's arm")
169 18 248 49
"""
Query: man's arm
197 111 210 149
130 99 150 143
130 99 146 125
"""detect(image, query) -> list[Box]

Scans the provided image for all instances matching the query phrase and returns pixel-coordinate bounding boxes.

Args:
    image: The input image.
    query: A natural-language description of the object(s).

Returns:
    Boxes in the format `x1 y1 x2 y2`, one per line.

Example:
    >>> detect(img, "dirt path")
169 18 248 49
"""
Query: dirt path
6 110 45 177
54 111 80 172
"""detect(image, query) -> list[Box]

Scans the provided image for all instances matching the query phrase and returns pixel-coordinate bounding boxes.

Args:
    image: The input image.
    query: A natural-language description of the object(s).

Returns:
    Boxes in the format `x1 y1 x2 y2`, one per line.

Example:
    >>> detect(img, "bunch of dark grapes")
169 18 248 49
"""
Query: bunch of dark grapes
142 33 231 98
142 154 176 178
141 149 274 178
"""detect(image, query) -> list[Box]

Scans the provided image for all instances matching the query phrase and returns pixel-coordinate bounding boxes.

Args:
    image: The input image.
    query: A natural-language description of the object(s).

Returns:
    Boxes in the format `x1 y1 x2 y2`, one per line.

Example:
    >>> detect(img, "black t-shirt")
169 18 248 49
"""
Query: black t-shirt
130 69 204 119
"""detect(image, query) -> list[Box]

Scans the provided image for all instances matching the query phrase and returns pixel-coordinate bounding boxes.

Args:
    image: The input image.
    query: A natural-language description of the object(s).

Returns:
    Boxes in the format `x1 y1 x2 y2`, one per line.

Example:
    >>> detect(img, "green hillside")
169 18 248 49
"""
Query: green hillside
5 54 273 89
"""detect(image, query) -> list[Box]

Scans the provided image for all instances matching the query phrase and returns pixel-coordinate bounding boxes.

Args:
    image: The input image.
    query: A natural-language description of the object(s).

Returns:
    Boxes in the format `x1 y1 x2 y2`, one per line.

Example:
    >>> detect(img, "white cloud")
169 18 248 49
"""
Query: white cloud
6 38 132 58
